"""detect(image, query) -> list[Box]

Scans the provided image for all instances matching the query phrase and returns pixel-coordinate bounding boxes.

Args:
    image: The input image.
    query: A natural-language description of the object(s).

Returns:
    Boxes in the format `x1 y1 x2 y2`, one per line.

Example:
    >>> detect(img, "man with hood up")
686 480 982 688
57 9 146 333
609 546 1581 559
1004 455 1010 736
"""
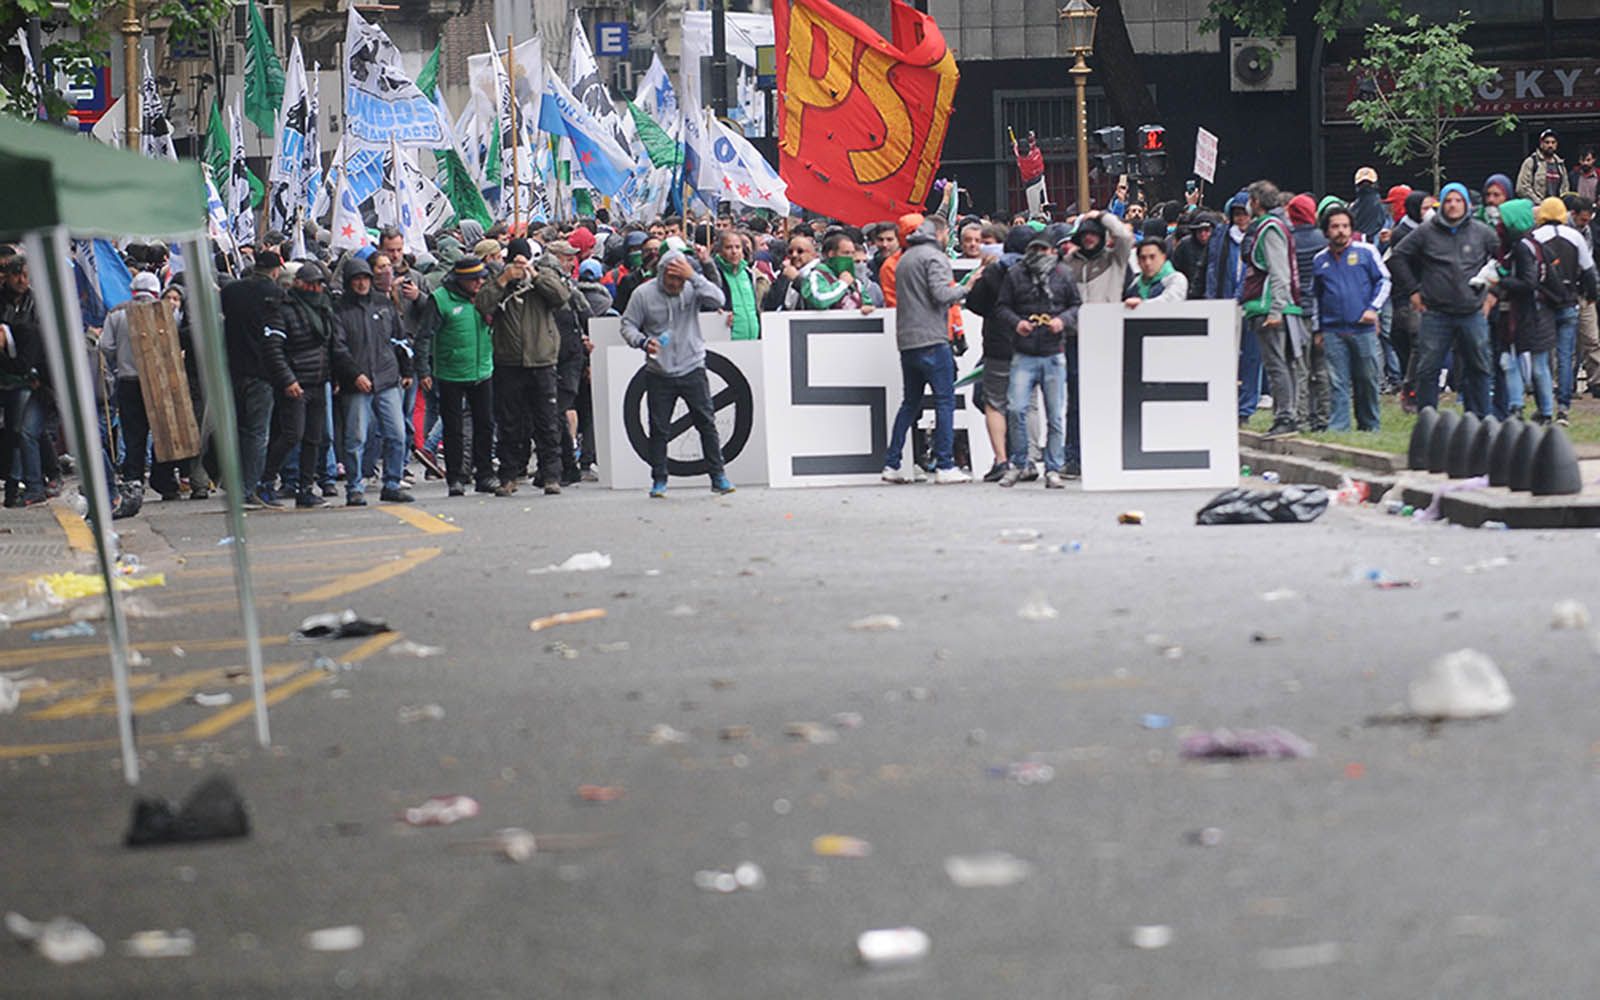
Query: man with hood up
1205 190 1260 423
1286 194 1331 431
993 233 1080 489
1171 210 1219 300
1238 180 1307 437
1062 209 1133 471
99 271 184 502
1388 182 1498 415
331 256 412 505
1490 198 1551 420
1350 167 1387 244
262 261 337 507
882 219 980 485
964 225 1038 480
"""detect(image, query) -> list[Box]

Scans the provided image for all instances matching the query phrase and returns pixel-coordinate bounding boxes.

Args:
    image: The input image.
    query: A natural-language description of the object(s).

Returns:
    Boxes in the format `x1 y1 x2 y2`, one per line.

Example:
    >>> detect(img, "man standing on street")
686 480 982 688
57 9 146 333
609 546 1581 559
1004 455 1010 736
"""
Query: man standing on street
261 261 336 508
221 249 288 508
331 256 413 506
1350 167 1386 244
1517 129 1571 202
882 219 980 484
1527 196 1599 424
476 239 571 496
1064 210 1133 473
619 249 734 498
1312 206 1390 432
699 229 761 340
1238 180 1307 438
1389 183 1498 416
993 233 1077 488
414 256 496 496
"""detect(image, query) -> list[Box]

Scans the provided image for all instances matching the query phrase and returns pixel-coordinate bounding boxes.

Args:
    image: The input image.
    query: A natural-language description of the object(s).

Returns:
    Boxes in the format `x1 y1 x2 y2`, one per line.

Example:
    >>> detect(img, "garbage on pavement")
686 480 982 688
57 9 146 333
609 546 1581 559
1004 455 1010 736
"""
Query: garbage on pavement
694 861 765 893
528 551 613 574
849 613 903 632
1129 925 1173 950
856 926 930 968
944 851 1032 887
812 835 873 858
121 929 196 958
1551 599 1591 630
388 640 445 658
577 785 624 803
1195 486 1329 525
304 926 364 952
30 621 96 642
997 528 1042 543
1180 727 1316 760
1017 595 1060 622
1118 510 1145 525
528 608 608 632
1408 649 1513 720
397 704 445 723
5 912 105 964
292 609 392 642
402 795 480 827
125 775 251 847
189 692 234 708
988 761 1055 784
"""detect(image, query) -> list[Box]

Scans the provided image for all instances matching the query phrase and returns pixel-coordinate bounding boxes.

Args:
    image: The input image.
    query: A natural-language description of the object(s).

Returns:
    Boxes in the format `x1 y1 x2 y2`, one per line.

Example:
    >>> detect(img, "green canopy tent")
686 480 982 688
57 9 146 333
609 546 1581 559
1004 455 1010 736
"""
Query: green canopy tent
0 115 268 785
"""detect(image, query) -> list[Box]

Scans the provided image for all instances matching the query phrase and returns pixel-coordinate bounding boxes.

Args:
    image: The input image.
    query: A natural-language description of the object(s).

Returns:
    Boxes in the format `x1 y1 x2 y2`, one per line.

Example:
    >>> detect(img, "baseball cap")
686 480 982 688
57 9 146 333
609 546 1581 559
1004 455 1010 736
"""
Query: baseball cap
1355 166 1378 186
294 260 330 284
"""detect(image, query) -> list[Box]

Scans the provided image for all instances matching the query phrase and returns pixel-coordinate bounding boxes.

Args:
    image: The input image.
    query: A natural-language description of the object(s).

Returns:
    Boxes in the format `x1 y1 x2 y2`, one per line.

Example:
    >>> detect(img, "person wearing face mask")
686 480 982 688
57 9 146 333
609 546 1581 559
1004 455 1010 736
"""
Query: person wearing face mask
798 232 871 311
1063 208 1133 467
1389 183 1499 415
615 235 660 314
331 256 413 506
992 234 1077 488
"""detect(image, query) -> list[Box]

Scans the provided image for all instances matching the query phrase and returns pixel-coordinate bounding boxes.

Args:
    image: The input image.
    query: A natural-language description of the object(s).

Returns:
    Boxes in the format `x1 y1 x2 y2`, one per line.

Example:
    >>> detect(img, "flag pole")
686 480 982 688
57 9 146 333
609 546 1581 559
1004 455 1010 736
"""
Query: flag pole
506 34 521 234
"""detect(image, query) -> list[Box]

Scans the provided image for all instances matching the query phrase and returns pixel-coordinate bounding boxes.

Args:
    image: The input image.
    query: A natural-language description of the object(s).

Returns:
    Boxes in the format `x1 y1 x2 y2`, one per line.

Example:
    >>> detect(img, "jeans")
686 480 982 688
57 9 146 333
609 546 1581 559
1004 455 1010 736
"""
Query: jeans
234 376 274 498
263 383 328 497
115 379 181 495
1554 303 1580 409
1378 300 1403 384
1323 329 1383 432
644 367 726 483
1414 311 1493 416
1237 317 1262 418
1246 315 1298 423
1006 353 1066 472
1502 350 1553 418
1294 334 1330 430
439 377 496 486
339 386 407 494
884 342 956 471
494 366 562 485
1 385 45 497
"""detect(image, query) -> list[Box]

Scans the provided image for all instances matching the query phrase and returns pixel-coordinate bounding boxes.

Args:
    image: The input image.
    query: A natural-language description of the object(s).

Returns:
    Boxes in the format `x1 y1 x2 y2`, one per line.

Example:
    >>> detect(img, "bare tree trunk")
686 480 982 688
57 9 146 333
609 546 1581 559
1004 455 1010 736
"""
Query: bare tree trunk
1091 0 1166 201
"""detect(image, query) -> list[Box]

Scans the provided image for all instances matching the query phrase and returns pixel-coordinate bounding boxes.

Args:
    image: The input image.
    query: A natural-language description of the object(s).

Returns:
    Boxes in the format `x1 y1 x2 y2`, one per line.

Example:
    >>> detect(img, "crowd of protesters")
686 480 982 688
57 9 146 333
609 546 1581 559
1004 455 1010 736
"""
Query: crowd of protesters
4 126 1600 510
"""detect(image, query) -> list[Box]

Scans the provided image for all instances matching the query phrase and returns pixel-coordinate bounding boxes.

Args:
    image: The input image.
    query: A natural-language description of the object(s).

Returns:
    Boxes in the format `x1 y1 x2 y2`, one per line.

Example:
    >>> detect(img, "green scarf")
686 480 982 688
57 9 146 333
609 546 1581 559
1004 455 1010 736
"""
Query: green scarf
1134 261 1176 300
718 256 759 340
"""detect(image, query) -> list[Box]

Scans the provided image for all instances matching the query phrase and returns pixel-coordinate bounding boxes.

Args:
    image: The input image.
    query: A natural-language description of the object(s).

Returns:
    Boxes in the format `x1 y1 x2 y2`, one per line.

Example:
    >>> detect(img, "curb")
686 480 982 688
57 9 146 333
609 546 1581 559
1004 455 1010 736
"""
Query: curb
1238 430 1404 475
1395 475 1600 529
1238 445 1396 502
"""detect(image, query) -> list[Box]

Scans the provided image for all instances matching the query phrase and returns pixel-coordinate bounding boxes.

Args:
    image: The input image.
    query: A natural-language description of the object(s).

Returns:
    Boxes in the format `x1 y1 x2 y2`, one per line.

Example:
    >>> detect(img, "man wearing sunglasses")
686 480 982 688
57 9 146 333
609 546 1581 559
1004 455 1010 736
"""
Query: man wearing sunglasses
762 236 817 311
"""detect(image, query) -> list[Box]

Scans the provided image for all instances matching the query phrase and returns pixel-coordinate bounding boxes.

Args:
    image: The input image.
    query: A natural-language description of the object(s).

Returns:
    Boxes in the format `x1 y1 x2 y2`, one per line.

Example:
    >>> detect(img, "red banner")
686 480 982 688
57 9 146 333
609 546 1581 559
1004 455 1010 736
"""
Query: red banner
774 0 959 224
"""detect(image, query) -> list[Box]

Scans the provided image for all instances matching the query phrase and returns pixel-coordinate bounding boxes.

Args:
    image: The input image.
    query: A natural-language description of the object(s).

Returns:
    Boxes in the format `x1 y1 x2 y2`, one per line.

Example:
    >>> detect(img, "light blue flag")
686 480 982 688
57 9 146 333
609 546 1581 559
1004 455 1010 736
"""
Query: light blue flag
538 75 633 198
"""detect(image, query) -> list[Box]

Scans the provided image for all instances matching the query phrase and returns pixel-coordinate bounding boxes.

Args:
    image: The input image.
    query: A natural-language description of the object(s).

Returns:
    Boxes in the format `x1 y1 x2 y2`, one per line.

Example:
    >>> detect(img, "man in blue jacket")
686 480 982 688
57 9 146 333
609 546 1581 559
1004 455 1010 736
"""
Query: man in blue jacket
1205 190 1258 423
1312 206 1391 431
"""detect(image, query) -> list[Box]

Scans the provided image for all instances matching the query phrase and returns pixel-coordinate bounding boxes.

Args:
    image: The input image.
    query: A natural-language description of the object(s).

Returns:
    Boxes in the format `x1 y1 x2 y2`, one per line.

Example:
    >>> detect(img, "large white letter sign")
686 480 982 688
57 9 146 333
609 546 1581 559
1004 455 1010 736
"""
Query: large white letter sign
1076 301 1240 491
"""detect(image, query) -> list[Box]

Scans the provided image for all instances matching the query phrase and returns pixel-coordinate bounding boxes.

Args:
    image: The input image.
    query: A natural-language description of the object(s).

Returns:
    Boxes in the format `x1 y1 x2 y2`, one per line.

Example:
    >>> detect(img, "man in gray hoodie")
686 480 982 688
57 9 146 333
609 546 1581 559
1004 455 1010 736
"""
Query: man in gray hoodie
619 249 734 497
882 219 982 484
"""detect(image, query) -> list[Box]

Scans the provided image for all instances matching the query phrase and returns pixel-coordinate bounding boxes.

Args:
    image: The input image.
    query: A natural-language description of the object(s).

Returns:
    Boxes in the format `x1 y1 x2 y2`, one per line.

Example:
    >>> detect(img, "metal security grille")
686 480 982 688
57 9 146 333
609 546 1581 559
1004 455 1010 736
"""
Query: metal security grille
994 88 1114 216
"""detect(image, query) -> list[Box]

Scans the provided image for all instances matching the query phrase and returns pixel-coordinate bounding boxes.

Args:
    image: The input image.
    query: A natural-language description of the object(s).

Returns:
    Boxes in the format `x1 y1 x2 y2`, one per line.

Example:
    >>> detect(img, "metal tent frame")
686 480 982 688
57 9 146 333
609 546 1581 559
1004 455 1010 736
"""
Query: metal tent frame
0 115 267 785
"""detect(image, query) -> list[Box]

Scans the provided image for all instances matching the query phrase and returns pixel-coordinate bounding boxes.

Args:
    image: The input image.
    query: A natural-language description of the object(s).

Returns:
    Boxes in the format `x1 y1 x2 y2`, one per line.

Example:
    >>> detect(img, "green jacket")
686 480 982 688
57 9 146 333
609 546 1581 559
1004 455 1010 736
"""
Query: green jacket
419 282 493 383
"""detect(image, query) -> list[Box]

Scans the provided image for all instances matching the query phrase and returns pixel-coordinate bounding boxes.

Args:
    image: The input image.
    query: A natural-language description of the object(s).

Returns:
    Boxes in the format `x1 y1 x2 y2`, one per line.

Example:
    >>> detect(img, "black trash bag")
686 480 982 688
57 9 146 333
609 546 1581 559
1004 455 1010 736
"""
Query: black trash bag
125 775 251 847
292 609 392 642
1195 485 1330 525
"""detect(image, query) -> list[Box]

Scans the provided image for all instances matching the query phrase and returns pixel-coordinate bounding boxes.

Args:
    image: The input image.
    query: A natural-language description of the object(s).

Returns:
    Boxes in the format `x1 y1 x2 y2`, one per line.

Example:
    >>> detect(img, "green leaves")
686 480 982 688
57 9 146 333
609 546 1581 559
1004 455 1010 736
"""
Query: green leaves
1200 0 1401 42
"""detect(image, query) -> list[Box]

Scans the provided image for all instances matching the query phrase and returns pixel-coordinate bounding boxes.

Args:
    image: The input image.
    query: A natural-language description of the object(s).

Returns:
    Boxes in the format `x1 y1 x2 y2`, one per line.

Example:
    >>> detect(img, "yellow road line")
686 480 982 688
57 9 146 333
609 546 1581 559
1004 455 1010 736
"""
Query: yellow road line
50 502 96 553
176 632 400 739
0 635 291 668
379 505 463 535
179 531 424 558
288 547 441 605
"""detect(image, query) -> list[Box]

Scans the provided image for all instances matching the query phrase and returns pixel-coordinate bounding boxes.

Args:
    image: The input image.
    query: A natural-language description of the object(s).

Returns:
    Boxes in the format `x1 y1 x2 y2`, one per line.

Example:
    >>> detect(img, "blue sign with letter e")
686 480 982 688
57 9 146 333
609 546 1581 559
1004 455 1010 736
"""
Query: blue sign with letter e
595 22 629 57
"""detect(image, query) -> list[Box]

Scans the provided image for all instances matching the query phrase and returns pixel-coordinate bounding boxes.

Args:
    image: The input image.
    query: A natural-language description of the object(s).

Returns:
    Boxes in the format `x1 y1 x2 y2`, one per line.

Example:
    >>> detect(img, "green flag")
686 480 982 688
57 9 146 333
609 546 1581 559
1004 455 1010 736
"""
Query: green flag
574 188 595 218
416 39 441 99
243 0 285 137
204 98 230 191
627 101 683 169
437 146 493 230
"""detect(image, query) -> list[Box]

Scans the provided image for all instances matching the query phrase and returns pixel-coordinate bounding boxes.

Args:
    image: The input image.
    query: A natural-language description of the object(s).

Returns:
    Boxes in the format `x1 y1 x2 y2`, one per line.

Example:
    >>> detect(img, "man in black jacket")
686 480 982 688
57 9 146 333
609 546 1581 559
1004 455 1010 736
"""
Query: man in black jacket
0 252 49 507
332 256 413 505
261 261 337 507
993 234 1080 489
964 225 1034 481
220 249 289 508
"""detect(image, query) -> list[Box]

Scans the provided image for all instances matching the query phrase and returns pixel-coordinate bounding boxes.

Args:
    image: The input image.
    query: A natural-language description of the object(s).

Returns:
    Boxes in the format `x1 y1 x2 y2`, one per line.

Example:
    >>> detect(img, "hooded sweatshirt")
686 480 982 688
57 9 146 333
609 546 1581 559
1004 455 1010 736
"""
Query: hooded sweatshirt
1350 182 1386 243
99 287 161 381
1385 186 1413 224
1204 190 1250 299
1065 212 1134 305
332 257 406 391
619 248 726 377
894 221 970 351
993 248 1080 356
1389 183 1497 315
1286 194 1327 313
966 225 1034 361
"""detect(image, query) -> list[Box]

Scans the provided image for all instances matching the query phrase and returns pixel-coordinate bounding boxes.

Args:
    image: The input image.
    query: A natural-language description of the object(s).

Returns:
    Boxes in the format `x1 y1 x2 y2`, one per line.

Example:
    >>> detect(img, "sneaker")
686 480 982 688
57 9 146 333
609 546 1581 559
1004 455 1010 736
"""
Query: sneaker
1044 470 1066 489
649 480 667 498
189 488 209 501
296 492 328 509
18 492 49 508
346 492 368 507
581 468 599 483
982 461 1009 483
253 491 285 510
881 466 916 484
1063 462 1081 480
934 467 971 485
448 482 466 497
1556 410 1570 427
1018 464 1040 482
320 482 339 499
1262 419 1298 439
998 467 1023 488
380 487 415 503
158 490 180 503
493 481 518 497
475 480 498 494
561 470 582 487
711 476 736 495
1533 412 1552 426
543 481 563 495
913 467 929 482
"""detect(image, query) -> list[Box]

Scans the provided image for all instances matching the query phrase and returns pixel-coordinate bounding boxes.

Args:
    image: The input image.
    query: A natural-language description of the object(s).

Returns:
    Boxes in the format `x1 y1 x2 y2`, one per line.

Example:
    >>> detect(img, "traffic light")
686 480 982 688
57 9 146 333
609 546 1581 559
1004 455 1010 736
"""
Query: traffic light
1137 125 1167 177
1091 125 1125 176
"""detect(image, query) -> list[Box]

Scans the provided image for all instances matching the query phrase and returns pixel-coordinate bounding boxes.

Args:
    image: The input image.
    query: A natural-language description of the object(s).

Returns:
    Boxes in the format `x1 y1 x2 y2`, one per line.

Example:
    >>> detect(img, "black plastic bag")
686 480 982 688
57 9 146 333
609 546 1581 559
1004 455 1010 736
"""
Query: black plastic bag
125 775 251 847
1195 485 1329 525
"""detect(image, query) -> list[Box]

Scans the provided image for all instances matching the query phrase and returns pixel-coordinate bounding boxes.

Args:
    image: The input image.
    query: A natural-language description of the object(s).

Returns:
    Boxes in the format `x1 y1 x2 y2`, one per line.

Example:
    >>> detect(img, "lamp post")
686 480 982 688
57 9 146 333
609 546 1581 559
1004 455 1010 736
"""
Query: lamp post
1060 0 1098 214
122 0 141 150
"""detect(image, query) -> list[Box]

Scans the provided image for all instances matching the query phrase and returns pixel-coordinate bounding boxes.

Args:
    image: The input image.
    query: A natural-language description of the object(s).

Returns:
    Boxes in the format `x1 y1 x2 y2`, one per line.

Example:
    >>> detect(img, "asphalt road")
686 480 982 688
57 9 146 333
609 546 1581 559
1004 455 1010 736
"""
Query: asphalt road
3 475 1599 998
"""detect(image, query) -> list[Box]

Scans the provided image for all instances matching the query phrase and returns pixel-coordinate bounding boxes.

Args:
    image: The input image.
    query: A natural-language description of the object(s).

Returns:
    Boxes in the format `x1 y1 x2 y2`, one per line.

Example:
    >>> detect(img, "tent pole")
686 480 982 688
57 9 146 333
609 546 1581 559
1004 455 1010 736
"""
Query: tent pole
181 235 270 747
25 229 140 785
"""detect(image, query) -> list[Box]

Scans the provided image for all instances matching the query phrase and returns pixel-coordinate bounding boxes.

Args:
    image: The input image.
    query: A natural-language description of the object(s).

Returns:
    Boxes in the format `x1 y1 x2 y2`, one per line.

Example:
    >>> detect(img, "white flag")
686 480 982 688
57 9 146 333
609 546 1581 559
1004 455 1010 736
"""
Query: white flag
228 95 257 249
343 7 449 150
267 38 311 236
329 162 370 253
701 110 789 215
140 51 177 161
389 143 429 262
303 64 324 219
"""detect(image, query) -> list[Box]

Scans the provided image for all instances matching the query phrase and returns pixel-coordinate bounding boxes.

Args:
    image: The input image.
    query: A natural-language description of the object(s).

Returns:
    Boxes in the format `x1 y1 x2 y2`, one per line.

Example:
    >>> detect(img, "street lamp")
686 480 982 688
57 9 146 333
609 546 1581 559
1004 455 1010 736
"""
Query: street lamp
122 0 141 151
1060 0 1098 214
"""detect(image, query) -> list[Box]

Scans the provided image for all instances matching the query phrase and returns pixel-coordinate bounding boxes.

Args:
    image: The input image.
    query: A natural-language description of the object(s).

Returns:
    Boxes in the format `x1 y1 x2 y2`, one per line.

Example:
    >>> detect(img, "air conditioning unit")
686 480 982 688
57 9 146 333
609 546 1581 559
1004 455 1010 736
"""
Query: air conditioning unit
1230 37 1296 92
